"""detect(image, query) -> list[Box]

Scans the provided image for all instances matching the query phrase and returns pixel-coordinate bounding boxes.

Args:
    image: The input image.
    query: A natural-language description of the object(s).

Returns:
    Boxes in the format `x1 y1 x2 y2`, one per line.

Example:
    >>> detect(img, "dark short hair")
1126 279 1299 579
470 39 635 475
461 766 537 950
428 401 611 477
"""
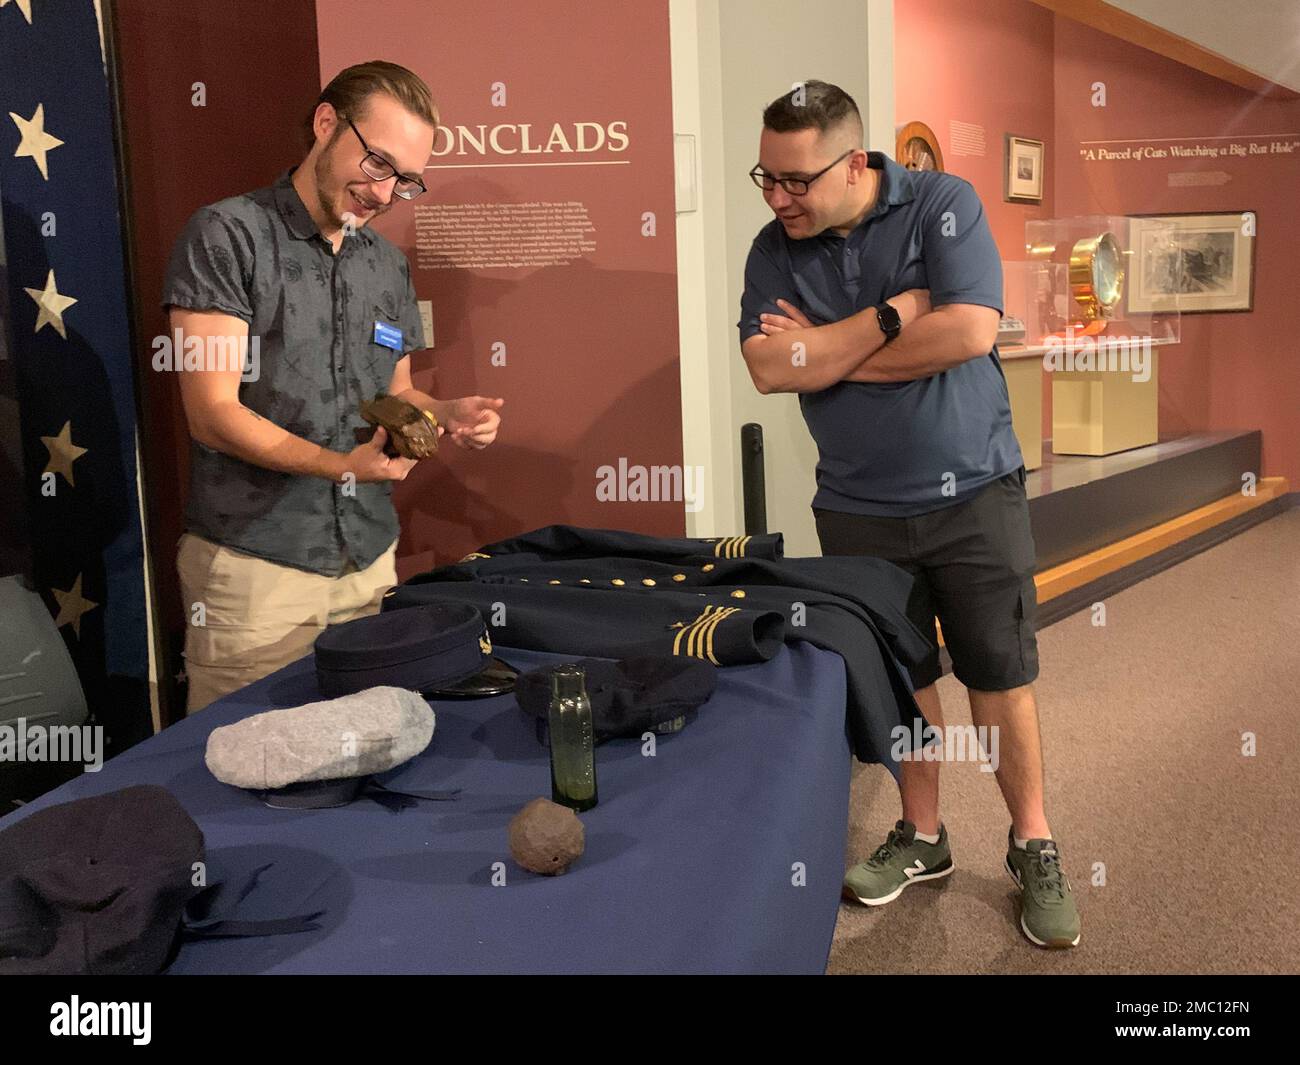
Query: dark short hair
305 60 439 148
762 79 862 142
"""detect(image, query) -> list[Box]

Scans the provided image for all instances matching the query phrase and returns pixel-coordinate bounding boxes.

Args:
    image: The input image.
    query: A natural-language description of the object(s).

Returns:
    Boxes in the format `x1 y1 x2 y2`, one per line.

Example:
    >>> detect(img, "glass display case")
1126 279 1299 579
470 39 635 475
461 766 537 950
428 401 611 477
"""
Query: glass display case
996 261 1054 471
1000 216 1183 457
1001 215 1181 355
1023 215 1181 348
999 259 1066 357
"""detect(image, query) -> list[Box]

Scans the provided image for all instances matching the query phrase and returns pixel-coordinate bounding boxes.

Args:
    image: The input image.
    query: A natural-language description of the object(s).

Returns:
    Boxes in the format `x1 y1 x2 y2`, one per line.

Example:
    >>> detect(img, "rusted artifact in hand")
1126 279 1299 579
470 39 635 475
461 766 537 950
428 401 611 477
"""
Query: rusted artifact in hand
354 393 439 459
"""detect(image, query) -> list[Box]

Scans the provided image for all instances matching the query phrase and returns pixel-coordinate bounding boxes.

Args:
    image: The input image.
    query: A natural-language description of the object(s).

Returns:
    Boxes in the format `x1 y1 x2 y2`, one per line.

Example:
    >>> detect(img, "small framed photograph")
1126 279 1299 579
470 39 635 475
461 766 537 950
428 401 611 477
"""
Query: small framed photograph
1128 212 1256 314
1004 134 1044 204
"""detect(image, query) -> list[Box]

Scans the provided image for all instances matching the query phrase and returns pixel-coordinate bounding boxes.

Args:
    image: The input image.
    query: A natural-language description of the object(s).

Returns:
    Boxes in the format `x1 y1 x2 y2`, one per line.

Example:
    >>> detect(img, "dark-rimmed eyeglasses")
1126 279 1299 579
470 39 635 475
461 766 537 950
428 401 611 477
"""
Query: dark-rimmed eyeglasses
347 117 427 200
749 150 854 196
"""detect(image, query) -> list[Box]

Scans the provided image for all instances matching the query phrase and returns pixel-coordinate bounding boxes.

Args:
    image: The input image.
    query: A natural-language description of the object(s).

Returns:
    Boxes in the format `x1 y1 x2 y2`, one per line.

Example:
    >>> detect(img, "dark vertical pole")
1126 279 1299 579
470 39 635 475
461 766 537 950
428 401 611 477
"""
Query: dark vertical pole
741 423 767 535
102 0 173 733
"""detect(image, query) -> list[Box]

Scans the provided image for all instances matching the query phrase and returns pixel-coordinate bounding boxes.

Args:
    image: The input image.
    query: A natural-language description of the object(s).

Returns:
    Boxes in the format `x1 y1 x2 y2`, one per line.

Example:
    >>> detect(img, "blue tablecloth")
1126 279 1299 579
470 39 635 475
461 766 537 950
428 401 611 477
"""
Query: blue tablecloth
1 642 852 974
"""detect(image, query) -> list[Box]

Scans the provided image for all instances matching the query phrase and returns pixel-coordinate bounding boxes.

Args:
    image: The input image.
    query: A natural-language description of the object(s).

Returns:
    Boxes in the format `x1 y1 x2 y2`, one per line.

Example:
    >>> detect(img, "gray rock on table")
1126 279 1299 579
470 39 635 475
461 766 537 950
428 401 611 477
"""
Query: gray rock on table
205 686 435 790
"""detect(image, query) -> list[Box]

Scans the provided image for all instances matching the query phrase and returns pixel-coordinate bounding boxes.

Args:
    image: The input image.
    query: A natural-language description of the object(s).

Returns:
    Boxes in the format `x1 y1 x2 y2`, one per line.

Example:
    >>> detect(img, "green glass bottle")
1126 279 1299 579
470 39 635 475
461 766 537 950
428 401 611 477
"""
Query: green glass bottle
548 664 597 811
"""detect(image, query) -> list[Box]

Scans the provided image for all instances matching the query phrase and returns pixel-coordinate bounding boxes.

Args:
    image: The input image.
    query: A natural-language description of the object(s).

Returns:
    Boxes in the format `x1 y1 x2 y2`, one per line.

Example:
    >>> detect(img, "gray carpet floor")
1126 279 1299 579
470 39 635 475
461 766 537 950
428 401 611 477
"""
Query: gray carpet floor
828 507 1300 974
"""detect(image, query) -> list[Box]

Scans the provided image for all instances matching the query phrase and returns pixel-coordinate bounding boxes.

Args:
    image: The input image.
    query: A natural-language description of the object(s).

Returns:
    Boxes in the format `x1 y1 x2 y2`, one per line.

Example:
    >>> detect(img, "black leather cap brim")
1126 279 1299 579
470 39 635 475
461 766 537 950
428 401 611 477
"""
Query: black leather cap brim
255 777 367 809
425 656 519 698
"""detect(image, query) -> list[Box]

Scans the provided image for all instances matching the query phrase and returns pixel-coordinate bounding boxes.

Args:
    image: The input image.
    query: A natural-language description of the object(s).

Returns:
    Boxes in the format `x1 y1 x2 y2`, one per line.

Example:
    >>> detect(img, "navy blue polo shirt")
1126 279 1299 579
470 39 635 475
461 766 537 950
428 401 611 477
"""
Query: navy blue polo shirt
738 151 1022 516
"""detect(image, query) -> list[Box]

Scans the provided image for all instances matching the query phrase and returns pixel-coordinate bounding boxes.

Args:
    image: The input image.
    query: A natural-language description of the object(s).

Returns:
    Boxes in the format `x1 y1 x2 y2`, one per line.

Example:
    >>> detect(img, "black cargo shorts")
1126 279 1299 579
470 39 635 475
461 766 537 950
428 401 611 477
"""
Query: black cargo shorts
815 468 1039 692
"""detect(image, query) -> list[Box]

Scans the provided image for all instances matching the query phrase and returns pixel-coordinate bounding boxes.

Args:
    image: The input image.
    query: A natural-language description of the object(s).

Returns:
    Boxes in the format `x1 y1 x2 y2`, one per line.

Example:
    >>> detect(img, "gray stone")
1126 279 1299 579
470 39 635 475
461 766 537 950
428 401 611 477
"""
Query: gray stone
205 686 434 790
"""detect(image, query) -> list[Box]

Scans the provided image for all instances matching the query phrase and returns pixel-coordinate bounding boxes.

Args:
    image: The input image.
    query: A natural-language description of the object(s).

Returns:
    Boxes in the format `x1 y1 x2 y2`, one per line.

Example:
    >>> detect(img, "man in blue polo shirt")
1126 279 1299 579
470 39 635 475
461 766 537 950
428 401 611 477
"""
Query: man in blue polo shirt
738 81 1080 949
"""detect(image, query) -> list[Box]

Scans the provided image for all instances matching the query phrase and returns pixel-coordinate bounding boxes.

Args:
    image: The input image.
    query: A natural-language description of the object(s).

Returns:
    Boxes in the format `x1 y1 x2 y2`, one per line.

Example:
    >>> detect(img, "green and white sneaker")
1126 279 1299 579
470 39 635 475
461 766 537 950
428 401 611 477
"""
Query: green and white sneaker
1005 831 1081 948
842 820 954 906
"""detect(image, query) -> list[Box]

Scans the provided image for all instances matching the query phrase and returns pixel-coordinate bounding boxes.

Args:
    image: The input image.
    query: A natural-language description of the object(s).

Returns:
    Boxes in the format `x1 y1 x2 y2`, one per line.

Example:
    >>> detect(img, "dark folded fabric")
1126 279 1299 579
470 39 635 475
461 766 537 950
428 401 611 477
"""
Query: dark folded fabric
392 523 931 771
0 785 320 974
456 524 785 564
515 656 718 743
314 602 488 697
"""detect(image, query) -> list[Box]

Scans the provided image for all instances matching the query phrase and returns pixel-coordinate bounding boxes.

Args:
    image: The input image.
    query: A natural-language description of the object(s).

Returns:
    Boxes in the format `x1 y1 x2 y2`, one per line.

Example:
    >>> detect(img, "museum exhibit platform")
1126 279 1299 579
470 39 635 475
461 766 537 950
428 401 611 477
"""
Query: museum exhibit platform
933 430 1288 658
1025 430 1290 625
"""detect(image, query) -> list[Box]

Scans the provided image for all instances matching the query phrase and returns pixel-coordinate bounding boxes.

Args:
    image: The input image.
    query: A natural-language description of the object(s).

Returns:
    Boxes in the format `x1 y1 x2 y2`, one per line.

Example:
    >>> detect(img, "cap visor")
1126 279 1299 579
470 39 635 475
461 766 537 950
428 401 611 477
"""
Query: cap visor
424 656 520 698
255 776 367 809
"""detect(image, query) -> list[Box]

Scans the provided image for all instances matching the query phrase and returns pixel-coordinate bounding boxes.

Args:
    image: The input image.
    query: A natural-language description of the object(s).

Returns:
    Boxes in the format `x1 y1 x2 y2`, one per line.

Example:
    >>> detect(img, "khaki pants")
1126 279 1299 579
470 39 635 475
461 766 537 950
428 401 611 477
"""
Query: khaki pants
176 533 398 714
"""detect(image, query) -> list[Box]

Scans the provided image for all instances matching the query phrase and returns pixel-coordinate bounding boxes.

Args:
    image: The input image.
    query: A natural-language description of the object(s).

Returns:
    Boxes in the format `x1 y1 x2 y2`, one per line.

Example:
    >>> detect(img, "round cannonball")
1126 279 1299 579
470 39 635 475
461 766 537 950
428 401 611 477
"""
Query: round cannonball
508 797 585 875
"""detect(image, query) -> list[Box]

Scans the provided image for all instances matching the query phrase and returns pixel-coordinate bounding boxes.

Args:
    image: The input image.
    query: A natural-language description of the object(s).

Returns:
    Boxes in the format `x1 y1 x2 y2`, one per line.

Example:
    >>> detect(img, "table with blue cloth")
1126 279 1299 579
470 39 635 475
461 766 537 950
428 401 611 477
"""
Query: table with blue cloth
1 641 852 974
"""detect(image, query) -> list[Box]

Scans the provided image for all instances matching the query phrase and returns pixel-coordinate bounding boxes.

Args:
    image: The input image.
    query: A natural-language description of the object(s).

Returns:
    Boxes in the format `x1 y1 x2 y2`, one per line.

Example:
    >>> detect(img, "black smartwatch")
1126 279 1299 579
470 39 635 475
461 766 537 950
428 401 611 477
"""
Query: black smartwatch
875 302 902 343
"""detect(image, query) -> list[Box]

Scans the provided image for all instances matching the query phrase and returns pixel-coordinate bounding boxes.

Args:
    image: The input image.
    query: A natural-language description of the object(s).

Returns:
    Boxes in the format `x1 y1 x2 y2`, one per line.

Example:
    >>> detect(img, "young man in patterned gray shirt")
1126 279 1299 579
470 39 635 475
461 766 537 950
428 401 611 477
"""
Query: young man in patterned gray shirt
163 61 503 713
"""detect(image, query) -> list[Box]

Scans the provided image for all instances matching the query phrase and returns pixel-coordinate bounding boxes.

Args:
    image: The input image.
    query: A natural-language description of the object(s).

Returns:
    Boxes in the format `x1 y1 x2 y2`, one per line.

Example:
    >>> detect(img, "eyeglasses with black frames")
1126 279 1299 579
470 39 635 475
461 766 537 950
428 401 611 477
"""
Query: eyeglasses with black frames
346 117 428 200
749 149 855 196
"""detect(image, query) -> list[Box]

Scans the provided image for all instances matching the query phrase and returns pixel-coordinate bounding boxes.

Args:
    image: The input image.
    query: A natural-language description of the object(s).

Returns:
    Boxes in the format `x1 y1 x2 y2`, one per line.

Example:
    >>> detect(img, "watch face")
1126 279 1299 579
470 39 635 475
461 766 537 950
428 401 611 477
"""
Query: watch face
1069 231 1126 321
1091 233 1124 309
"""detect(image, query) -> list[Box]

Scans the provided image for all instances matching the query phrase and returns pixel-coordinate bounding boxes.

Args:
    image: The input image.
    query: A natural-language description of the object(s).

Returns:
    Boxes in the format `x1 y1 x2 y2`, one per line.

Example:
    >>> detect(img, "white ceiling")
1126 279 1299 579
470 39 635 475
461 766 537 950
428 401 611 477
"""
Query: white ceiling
1107 0 1300 92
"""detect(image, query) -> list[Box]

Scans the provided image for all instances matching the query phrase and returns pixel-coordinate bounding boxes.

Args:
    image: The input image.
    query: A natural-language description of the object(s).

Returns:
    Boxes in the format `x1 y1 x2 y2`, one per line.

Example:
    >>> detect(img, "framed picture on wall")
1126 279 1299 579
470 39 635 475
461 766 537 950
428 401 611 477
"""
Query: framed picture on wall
1128 212 1256 313
1004 134 1044 204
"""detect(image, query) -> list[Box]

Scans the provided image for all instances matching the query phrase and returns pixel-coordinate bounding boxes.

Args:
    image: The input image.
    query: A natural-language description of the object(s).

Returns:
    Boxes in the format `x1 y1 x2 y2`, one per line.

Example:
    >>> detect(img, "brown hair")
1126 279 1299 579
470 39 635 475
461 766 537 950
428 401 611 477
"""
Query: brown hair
762 79 862 143
305 60 439 148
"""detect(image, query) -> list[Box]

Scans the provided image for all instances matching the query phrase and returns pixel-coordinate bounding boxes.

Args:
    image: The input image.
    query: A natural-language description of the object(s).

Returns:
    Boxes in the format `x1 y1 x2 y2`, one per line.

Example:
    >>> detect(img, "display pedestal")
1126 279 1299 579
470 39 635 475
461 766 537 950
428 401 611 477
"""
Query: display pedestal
1001 352 1043 470
1051 350 1159 456
1026 430 1262 571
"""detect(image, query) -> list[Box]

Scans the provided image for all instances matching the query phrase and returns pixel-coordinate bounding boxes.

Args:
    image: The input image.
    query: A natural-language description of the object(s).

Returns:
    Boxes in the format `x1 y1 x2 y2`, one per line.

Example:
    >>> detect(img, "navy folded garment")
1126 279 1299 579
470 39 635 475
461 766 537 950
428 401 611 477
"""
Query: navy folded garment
314 603 488 697
515 656 718 744
392 524 933 770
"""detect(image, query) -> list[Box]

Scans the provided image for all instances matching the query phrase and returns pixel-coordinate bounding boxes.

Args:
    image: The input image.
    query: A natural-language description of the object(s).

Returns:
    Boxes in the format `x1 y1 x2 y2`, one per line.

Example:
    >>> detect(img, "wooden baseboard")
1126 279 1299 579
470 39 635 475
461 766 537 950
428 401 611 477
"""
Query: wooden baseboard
1035 476 1288 602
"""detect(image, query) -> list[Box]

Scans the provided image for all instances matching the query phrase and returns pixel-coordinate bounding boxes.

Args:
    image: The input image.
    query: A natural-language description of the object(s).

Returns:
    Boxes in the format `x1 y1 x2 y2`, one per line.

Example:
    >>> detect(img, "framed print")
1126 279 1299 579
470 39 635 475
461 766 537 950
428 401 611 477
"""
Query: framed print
1004 134 1044 204
1128 212 1256 314
895 121 944 173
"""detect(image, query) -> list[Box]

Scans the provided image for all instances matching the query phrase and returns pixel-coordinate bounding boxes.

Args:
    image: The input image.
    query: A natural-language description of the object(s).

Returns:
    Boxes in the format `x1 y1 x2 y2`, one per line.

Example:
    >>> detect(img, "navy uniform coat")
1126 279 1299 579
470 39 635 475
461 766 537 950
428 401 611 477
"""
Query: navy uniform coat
385 525 933 769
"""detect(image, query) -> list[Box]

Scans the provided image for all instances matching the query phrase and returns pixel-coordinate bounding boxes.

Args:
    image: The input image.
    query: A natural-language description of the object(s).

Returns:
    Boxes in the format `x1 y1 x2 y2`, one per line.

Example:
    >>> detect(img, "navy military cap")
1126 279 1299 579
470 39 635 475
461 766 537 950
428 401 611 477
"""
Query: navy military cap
314 602 515 698
0 785 201 974
515 656 718 745
205 686 446 810
0 785 323 973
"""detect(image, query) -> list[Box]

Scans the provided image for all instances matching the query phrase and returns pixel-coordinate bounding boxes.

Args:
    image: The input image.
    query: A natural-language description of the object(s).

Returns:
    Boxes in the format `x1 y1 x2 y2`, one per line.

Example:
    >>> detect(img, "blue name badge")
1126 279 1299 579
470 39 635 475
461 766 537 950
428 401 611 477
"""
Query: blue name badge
373 320 404 351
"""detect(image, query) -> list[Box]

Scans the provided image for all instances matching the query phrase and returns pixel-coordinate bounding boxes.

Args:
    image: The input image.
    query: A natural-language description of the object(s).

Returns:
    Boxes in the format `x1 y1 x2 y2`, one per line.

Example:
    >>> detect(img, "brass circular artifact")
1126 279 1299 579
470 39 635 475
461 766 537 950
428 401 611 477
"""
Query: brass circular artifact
1069 231 1125 320
895 121 944 173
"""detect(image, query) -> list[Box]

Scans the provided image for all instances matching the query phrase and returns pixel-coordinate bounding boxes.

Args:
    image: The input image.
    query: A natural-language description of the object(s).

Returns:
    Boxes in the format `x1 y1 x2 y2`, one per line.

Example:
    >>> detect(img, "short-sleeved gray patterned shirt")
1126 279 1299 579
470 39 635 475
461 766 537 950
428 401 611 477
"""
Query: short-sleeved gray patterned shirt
162 168 426 576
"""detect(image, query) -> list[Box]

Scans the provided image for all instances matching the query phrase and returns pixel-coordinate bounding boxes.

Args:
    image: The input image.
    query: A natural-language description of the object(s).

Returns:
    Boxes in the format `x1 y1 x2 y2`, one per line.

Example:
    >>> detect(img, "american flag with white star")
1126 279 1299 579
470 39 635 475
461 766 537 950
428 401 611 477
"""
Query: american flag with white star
0 0 153 786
